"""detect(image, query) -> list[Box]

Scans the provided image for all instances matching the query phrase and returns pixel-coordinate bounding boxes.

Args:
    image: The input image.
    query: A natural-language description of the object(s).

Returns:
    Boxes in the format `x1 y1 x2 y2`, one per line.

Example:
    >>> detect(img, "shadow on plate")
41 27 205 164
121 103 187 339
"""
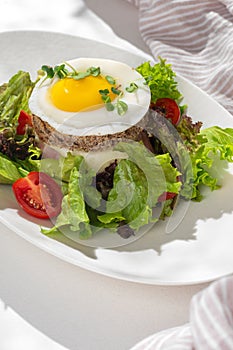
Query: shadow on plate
1 168 233 260
41 169 233 259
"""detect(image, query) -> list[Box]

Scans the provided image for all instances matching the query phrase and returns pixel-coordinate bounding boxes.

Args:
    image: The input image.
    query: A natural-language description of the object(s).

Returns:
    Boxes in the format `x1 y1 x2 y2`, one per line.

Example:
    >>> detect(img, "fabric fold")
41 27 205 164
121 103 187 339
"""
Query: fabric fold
130 275 233 349
127 0 233 115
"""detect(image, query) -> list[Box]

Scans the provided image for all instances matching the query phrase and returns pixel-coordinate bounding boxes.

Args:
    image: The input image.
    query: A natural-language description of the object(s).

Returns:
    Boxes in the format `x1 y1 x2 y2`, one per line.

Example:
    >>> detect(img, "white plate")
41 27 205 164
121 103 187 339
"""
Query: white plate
1 30 233 285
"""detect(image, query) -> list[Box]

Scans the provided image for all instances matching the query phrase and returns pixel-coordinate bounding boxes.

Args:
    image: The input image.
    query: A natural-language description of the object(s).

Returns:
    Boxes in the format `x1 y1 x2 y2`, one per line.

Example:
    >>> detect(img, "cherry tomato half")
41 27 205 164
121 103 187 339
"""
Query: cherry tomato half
151 98 180 125
12 172 63 219
16 110 33 135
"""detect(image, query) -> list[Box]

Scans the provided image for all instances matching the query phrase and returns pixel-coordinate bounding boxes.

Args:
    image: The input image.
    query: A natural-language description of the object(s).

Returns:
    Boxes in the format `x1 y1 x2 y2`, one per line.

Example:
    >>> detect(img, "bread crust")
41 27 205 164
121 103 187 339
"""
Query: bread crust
32 113 148 152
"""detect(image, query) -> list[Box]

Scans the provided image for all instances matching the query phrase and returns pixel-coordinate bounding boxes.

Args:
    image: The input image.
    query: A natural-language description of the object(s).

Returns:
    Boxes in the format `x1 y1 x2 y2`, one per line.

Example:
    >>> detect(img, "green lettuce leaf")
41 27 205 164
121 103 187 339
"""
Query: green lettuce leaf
0 145 41 184
180 125 233 201
60 152 84 183
42 156 102 239
43 167 92 240
99 159 152 230
0 70 41 183
136 57 183 103
200 126 233 161
40 152 84 183
40 152 102 207
98 142 181 231
0 71 35 130
0 153 22 184
114 141 181 205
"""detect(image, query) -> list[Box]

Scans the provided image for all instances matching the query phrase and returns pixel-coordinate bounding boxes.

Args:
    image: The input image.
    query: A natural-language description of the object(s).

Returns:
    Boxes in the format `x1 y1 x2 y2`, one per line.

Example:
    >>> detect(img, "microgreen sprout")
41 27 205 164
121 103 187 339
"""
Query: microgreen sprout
116 100 128 116
40 63 101 83
88 67 101 77
99 89 110 102
41 65 55 79
111 86 121 95
53 64 69 79
72 71 91 80
99 87 127 116
106 102 115 111
40 62 129 116
105 75 116 85
64 61 78 74
99 89 115 111
41 64 69 81
125 82 138 93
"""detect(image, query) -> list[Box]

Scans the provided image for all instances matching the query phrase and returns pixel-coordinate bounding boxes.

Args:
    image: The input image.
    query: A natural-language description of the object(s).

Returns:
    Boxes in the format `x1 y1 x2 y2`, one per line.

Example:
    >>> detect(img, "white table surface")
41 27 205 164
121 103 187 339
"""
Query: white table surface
0 1 211 349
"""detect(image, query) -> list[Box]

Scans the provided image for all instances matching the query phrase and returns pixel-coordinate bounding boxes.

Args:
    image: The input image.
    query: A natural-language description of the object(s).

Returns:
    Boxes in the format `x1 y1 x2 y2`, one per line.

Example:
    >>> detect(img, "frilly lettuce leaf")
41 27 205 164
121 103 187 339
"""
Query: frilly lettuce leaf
180 125 233 201
114 141 181 205
0 71 34 129
42 157 102 239
200 126 233 162
136 57 183 103
42 167 93 240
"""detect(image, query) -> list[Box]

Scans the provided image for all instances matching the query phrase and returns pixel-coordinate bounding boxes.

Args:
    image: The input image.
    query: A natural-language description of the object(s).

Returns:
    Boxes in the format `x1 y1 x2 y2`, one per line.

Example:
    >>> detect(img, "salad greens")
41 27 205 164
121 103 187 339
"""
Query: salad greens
97 143 181 230
41 145 181 238
0 70 41 183
0 71 34 129
136 57 182 103
176 118 233 200
1 58 233 240
0 148 40 184
0 154 23 184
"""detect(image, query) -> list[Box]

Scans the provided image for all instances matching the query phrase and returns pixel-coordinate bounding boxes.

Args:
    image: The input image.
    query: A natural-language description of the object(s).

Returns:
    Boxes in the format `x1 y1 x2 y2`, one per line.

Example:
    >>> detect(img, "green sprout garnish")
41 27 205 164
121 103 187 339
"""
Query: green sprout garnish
111 86 121 95
40 63 100 82
99 89 114 111
116 100 128 116
88 66 101 77
53 64 69 79
72 71 90 80
99 89 111 102
41 64 69 80
105 75 116 85
125 82 138 93
40 62 129 116
99 87 127 116
41 65 55 79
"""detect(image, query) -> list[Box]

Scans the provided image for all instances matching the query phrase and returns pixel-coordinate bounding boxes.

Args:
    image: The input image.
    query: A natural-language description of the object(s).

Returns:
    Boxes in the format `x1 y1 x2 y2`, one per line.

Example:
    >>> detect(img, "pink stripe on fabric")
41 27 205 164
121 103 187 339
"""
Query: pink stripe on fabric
130 325 192 350
126 0 233 114
190 276 233 349
129 276 233 349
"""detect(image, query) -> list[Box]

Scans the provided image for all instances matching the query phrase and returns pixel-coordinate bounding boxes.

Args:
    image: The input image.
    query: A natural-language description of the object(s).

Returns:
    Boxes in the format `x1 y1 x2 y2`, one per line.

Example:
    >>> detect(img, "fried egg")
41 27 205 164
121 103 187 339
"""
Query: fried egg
29 57 151 136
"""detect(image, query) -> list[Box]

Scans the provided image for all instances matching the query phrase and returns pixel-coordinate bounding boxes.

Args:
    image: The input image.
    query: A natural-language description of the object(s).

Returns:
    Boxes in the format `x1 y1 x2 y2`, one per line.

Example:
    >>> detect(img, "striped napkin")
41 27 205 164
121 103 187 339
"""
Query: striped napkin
127 0 233 115
130 275 233 349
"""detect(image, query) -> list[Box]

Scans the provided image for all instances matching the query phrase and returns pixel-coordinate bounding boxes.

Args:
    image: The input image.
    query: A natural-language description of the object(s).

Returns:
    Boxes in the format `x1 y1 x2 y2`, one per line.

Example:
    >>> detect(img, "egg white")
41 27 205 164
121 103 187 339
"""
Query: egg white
29 57 151 136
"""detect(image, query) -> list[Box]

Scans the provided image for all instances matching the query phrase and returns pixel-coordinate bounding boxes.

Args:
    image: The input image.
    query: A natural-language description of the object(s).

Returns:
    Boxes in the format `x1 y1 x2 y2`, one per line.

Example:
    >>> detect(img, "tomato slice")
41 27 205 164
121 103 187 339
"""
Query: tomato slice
151 98 180 125
16 110 33 135
158 191 177 202
12 172 63 219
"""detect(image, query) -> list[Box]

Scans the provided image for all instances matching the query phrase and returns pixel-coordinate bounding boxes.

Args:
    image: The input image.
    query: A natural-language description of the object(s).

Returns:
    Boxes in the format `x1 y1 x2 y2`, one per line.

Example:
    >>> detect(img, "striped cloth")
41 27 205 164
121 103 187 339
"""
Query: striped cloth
127 0 233 115
130 275 233 349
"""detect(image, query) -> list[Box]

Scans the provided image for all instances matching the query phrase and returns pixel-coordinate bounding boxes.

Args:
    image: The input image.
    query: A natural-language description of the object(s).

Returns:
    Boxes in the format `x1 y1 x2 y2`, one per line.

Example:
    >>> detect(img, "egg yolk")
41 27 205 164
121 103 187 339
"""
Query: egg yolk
49 75 116 112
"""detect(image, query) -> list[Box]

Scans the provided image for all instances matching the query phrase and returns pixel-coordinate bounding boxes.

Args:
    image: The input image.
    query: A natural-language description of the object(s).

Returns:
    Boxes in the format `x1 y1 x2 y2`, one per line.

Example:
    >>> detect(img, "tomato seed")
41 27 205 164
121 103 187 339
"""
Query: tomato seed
23 192 47 212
